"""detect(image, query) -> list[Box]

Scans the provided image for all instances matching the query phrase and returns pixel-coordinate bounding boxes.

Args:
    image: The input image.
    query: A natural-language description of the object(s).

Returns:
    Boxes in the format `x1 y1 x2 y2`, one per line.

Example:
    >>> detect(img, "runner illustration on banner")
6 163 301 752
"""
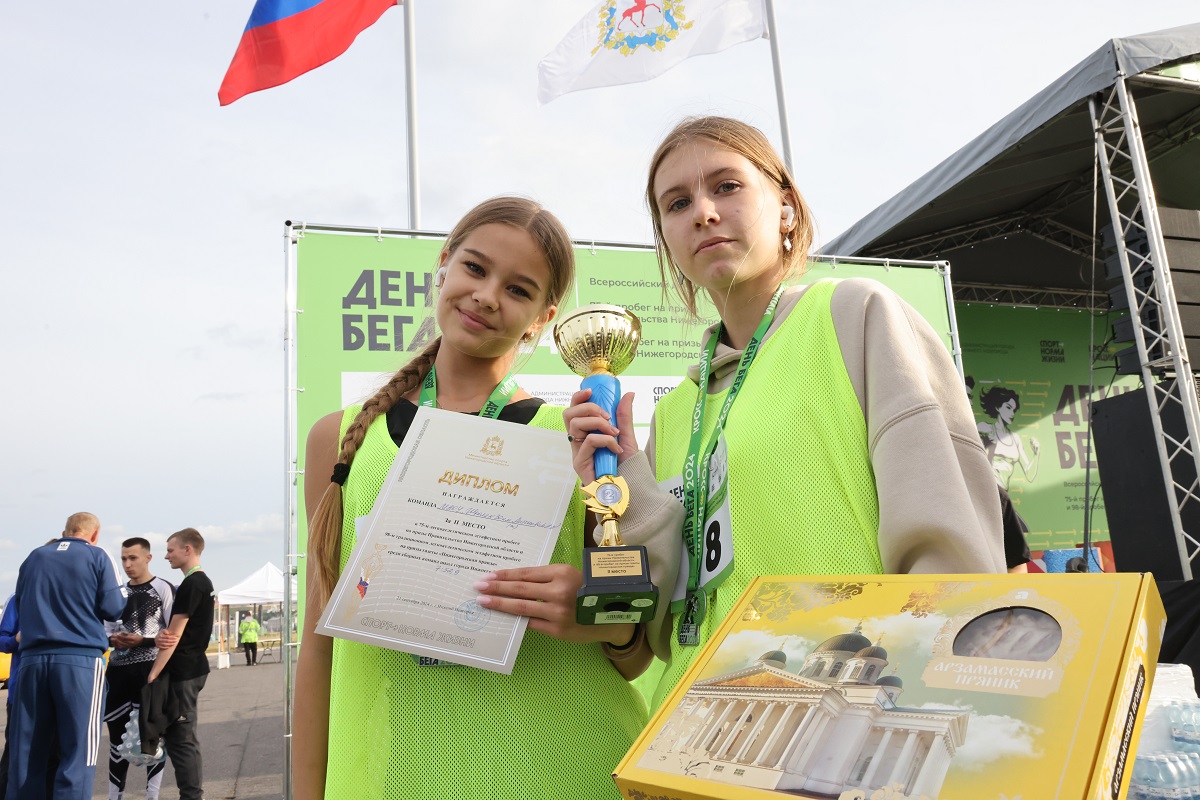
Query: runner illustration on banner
976 386 1041 490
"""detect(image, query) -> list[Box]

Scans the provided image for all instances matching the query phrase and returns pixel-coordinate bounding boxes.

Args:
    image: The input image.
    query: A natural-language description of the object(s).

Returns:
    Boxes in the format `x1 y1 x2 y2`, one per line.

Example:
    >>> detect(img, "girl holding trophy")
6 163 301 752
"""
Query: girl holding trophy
294 197 646 800
564 117 1007 709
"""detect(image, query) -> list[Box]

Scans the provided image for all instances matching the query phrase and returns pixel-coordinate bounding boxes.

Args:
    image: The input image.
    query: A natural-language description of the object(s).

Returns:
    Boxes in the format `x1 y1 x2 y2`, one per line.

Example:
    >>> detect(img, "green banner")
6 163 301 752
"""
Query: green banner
800 260 956 354
956 303 1138 557
295 237 955 476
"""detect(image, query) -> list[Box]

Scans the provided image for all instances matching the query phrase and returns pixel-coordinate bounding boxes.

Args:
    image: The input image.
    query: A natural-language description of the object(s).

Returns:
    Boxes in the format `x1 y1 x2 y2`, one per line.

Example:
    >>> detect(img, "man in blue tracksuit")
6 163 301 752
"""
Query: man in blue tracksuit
7 512 127 799
0 592 19 793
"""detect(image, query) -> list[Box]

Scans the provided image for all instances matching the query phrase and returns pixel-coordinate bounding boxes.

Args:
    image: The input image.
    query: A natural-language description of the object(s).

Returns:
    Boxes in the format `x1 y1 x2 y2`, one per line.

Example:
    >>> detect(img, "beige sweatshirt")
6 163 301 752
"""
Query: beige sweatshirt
611 278 1007 658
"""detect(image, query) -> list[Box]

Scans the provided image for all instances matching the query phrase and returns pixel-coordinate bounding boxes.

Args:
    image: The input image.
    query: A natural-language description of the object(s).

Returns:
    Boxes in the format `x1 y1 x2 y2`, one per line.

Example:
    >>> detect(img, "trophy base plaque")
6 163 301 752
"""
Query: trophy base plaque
577 545 659 625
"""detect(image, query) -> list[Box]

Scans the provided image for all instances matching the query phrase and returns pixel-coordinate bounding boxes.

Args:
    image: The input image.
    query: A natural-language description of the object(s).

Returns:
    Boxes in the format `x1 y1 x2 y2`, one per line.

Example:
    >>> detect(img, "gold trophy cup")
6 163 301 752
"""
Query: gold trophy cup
555 304 659 625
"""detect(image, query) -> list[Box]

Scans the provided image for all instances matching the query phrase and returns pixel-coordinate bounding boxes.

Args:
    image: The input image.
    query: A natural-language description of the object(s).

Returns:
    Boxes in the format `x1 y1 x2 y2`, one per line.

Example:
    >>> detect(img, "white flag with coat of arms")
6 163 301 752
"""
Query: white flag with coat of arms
538 0 767 104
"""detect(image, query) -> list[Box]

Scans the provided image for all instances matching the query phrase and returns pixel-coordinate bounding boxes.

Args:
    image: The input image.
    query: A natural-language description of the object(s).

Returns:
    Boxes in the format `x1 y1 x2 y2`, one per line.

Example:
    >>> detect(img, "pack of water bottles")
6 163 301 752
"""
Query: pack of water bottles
1130 664 1200 798
1130 749 1200 797
115 708 165 767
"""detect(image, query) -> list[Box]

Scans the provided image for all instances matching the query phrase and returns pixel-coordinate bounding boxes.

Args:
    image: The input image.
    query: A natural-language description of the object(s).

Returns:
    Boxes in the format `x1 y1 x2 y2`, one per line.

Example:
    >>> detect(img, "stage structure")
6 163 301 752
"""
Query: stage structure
826 23 1200 580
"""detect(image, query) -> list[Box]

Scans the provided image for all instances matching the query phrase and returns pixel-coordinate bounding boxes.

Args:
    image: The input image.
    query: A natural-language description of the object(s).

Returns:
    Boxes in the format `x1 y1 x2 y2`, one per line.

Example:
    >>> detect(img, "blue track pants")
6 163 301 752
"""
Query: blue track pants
6 652 106 800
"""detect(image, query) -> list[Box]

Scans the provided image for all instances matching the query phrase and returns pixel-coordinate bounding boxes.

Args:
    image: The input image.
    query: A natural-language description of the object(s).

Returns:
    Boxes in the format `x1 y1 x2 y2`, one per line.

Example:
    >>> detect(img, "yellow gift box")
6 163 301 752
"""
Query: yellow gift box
615 574 1164 800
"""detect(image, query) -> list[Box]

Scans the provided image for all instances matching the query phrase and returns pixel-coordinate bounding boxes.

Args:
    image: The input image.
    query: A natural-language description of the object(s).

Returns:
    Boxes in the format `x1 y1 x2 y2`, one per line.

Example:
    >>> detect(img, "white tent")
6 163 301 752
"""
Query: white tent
214 563 297 661
217 562 293 606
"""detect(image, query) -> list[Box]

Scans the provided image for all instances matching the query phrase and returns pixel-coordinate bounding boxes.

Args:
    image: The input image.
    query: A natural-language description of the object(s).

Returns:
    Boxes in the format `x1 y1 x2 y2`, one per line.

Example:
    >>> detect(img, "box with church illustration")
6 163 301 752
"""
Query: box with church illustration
614 573 1164 800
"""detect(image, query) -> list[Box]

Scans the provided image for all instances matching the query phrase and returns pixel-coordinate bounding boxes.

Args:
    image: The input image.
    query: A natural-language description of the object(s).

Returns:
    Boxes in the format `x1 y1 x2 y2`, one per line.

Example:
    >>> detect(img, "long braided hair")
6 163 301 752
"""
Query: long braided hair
308 196 576 605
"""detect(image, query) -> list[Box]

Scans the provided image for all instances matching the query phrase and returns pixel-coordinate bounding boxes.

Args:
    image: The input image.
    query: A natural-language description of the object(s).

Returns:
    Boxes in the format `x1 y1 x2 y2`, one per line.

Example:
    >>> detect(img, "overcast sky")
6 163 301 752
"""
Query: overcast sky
1 1 1196 601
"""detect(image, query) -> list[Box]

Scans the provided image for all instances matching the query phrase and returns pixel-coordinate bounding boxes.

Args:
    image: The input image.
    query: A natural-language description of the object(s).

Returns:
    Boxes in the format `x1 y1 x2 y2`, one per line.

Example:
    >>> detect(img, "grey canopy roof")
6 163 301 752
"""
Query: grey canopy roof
823 23 1200 292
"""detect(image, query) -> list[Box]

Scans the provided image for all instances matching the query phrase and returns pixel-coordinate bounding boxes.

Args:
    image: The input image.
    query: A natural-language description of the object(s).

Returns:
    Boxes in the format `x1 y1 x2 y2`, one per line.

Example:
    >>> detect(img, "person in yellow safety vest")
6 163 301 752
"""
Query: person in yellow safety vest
238 613 261 666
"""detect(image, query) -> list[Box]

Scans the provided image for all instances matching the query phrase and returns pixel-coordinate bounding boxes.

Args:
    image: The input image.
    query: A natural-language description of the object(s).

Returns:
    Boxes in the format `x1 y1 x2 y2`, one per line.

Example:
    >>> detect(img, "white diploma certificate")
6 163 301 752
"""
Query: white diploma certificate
316 406 577 674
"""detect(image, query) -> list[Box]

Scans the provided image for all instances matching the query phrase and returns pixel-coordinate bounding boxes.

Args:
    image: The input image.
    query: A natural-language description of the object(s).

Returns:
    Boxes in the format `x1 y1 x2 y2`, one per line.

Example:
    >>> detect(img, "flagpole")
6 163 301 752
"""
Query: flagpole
404 0 421 228
762 0 794 176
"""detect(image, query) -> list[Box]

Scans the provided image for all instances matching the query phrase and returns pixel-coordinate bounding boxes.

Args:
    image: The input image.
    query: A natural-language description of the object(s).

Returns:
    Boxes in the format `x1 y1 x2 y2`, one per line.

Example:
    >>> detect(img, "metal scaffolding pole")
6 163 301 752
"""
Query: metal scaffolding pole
762 0 794 176
1091 78 1200 578
282 222 303 798
404 0 421 228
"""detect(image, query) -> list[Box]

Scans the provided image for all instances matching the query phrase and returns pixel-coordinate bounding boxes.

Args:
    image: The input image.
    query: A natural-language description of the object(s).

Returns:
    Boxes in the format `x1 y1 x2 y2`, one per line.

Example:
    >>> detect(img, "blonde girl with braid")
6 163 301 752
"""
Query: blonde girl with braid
293 197 648 800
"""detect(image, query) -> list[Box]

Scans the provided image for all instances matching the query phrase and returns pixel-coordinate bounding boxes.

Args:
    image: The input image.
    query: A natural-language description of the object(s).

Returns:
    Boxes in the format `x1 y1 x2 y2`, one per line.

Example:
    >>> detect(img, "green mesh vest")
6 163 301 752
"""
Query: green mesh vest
326 403 646 800
649 280 883 709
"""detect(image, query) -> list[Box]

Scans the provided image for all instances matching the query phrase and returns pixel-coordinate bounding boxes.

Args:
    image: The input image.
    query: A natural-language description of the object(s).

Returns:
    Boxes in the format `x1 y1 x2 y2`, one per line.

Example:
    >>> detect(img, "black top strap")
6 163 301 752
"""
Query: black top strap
385 397 545 446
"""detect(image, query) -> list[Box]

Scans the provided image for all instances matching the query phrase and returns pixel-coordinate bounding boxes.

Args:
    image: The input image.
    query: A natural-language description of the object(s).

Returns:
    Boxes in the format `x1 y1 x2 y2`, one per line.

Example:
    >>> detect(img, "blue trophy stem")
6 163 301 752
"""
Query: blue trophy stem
581 372 620 479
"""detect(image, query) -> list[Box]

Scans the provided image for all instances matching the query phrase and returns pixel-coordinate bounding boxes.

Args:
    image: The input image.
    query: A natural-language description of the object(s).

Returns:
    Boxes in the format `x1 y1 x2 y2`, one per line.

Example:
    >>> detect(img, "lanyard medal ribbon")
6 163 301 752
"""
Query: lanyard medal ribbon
419 366 518 419
678 286 783 647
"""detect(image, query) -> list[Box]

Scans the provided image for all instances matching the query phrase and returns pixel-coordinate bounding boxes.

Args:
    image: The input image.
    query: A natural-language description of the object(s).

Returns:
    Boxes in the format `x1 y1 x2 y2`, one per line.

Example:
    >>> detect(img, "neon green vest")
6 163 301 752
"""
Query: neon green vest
649 280 882 708
238 619 260 643
326 403 646 800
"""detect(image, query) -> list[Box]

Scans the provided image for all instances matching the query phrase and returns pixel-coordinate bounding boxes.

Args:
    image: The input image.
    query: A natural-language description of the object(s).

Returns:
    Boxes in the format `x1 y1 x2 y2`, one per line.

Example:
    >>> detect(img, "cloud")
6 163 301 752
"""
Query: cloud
701 628 817 678
119 531 172 550
697 613 958 681
195 392 251 403
939 709 1043 770
103 514 286 592
205 324 272 351
827 613 950 647
116 513 282 551
196 513 283 544
0 539 15 550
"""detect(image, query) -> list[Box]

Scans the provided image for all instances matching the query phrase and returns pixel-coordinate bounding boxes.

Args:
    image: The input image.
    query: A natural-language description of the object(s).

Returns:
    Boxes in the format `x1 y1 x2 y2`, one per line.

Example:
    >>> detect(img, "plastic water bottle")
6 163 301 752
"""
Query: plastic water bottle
1165 754 1193 798
1172 703 1193 737
1170 703 1200 755
1135 754 1168 799
1170 702 1189 734
1168 753 1193 798
1151 753 1180 798
1131 754 1156 799
1172 753 1191 798
1187 703 1200 736
1179 753 1200 798
1180 758 1200 786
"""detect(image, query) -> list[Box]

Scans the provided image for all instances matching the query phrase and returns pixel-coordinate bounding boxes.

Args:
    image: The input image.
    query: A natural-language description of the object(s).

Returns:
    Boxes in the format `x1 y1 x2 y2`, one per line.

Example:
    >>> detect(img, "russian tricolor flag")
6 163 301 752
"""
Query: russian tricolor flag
219 0 399 106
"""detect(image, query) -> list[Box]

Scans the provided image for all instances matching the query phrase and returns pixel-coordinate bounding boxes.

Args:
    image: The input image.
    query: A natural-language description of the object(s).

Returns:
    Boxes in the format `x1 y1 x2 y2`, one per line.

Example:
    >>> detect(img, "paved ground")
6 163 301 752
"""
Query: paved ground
2 654 286 800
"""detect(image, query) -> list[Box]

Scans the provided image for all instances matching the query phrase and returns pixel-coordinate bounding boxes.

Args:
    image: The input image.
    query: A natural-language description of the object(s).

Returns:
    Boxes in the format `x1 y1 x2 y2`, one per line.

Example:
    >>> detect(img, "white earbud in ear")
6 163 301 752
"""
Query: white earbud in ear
435 266 448 288
782 205 796 229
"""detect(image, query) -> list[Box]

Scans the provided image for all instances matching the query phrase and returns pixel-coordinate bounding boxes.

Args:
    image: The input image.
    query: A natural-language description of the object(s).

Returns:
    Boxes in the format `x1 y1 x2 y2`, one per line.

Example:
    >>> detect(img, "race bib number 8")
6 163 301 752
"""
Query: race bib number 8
661 434 735 610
